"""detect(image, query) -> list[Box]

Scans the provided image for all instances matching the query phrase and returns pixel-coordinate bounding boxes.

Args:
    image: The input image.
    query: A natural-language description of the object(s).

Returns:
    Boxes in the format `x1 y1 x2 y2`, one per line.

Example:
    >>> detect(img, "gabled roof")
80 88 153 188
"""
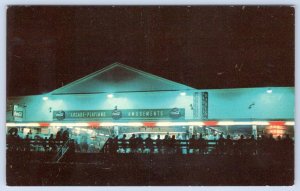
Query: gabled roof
51 63 195 95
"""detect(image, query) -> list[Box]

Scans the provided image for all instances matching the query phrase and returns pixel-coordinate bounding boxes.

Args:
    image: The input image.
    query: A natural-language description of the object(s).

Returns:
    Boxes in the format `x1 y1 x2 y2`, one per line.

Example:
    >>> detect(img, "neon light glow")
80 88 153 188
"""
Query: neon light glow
265 125 287 137
269 121 285 126
204 121 218 126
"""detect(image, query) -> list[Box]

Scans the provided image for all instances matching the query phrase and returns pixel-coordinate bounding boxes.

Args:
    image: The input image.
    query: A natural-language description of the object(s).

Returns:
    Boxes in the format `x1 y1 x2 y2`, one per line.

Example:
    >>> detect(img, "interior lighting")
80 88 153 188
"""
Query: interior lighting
107 94 114 98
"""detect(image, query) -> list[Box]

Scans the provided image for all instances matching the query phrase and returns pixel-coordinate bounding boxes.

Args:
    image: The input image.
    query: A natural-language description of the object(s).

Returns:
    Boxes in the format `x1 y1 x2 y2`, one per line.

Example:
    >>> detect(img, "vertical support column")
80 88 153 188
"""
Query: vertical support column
188 126 194 139
252 125 257 139
226 126 229 136
113 126 119 137
201 92 208 119
193 92 201 119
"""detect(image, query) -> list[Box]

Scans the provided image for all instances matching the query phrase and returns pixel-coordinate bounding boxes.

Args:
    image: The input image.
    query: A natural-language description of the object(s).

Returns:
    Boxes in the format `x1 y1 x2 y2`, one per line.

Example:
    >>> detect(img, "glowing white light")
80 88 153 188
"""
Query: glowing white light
100 122 143 127
186 122 204 126
42 97 48 101
266 89 272 94
252 121 269 126
156 122 204 127
49 123 89 127
107 94 114 98
180 92 186 96
6 123 40 127
156 122 173 126
126 122 143 127
100 122 115 127
285 121 295 126
218 121 236 126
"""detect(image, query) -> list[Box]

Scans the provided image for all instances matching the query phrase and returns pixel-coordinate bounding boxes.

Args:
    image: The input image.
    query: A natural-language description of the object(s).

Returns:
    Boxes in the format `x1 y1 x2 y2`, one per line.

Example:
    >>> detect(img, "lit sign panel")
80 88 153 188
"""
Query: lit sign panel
53 108 185 121
202 92 208 119
13 105 24 122
13 110 23 118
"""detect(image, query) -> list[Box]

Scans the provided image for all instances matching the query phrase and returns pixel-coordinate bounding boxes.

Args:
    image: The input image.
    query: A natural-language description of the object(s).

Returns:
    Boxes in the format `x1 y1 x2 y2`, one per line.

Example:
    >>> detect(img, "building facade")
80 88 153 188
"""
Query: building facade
6 63 295 151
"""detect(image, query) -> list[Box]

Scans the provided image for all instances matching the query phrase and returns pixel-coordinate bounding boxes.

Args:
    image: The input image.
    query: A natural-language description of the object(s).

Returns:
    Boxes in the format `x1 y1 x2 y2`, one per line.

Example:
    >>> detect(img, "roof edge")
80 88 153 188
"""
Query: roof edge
51 62 195 94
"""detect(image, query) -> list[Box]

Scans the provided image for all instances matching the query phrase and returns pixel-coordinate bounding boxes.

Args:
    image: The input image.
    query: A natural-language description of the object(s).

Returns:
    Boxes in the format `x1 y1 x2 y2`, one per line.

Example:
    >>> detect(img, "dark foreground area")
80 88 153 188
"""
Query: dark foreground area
7 152 294 186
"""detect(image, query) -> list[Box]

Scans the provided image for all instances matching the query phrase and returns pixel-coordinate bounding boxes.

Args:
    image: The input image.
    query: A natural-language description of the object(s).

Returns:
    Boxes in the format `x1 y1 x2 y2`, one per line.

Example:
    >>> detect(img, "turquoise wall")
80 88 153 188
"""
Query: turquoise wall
6 87 294 122
205 87 294 120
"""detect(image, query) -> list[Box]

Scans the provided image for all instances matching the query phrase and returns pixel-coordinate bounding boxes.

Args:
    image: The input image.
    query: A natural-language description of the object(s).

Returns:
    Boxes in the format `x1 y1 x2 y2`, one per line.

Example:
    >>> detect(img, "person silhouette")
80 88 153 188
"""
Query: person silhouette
129 134 137 153
156 135 162 154
121 134 127 153
145 134 154 154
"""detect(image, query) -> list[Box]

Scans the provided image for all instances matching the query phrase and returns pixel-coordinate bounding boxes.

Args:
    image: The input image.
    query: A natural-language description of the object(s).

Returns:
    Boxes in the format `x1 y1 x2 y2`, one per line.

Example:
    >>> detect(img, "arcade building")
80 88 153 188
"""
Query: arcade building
6 63 295 152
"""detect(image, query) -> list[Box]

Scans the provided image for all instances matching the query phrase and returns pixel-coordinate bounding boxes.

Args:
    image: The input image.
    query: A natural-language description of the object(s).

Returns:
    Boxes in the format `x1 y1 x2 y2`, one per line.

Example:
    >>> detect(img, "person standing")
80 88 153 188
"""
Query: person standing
56 129 63 141
156 135 162 154
145 134 154 154
189 135 197 154
121 134 127 153
163 135 170 154
198 133 206 155
136 134 144 153
129 134 137 153
62 129 70 143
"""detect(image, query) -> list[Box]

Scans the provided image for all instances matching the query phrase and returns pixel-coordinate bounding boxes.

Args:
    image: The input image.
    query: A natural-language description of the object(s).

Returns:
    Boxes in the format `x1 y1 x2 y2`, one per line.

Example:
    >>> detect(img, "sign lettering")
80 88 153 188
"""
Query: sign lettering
53 108 185 121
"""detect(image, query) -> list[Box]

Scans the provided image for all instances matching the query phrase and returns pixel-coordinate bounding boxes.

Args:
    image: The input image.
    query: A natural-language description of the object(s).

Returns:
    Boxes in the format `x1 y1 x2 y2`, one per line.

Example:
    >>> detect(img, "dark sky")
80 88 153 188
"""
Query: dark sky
7 6 294 96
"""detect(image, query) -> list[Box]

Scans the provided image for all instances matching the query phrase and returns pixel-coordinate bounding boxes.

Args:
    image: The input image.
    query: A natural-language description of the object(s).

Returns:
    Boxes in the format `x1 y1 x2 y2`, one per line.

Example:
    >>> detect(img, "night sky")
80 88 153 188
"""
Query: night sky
7 6 294 96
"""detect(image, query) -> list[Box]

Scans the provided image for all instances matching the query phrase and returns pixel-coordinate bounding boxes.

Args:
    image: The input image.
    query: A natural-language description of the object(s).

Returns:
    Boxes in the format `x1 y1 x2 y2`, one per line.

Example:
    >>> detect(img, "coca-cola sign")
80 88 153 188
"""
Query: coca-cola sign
52 108 185 121
54 111 65 120
169 108 181 119
112 109 122 120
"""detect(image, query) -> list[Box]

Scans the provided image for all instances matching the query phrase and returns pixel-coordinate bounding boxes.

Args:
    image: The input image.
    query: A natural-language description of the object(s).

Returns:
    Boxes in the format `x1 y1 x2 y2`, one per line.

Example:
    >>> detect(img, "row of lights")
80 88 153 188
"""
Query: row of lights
42 92 186 101
43 88 272 101
106 92 186 99
6 120 294 127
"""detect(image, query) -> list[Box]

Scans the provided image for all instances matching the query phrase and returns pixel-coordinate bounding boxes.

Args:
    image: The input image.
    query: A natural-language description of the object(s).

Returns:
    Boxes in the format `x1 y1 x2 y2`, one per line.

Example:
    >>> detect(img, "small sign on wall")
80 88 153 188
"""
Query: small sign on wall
53 108 185 121
202 92 208 119
13 105 24 122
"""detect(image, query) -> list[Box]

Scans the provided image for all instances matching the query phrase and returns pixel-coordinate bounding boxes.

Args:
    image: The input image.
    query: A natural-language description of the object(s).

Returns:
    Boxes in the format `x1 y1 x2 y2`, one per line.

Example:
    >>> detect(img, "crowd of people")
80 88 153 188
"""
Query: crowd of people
104 133 294 155
6 128 71 152
7 127 294 156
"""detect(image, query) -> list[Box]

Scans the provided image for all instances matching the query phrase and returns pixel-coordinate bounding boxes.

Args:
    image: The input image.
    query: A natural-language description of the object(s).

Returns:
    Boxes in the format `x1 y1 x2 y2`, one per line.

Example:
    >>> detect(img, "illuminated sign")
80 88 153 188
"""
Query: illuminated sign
169 108 182 118
112 109 122 120
13 104 24 122
13 110 23 118
53 108 185 121
54 111 65 120
202 92 208 119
